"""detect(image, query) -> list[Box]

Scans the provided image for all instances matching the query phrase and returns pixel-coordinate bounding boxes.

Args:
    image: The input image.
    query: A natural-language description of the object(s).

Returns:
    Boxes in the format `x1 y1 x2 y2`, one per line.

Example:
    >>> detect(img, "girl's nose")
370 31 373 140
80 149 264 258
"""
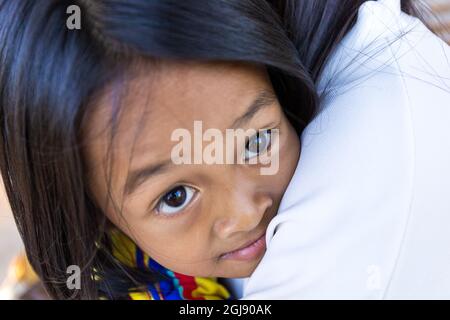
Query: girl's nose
213 190 273 240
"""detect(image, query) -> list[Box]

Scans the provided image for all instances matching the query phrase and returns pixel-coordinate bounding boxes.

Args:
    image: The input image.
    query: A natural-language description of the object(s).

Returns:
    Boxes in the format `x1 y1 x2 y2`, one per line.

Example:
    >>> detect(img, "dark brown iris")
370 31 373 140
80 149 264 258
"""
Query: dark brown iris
163 186 187 207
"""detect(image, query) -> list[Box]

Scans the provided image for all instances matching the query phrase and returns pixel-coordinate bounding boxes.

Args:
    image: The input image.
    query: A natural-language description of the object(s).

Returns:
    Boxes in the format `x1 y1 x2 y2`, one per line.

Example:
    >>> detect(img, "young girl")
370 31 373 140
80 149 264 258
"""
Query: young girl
0 0 430 300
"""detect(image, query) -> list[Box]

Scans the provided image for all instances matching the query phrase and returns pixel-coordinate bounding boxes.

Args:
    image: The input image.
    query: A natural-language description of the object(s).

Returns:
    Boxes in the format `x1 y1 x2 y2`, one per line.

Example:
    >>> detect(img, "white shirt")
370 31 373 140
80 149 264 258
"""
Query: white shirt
241 0 450 299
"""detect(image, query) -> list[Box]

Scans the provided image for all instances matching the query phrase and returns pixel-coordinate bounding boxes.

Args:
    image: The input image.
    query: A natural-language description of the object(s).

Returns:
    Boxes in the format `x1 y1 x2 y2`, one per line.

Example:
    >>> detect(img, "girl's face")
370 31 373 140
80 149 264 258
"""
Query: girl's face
83 61 300 278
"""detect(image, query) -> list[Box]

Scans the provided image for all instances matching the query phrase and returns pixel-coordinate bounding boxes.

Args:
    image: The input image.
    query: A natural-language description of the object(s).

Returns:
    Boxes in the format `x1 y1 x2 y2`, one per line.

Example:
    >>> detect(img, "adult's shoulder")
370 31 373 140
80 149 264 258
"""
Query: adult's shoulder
243 0 450 299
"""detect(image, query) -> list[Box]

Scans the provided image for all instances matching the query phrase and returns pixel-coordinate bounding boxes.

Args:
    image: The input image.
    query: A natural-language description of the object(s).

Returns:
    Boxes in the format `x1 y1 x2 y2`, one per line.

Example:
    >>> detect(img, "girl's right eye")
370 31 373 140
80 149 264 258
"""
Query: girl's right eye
156 185 196 216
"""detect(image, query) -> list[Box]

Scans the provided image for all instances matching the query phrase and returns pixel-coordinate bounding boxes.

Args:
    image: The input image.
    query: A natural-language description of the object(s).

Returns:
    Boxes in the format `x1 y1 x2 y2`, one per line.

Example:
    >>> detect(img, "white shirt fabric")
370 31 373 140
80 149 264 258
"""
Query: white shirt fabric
241 0 450 299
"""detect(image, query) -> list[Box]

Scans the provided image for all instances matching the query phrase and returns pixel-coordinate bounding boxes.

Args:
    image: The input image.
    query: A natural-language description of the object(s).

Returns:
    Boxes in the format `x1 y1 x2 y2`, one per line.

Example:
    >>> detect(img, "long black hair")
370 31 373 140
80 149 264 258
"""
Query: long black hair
0 0 423 299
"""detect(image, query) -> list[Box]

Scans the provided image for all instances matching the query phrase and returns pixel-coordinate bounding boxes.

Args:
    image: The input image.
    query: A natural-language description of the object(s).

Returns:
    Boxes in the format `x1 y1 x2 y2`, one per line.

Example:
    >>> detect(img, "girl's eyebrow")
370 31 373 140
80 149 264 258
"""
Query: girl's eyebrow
123 160 173 197
123 89 277 198
231 89 277 129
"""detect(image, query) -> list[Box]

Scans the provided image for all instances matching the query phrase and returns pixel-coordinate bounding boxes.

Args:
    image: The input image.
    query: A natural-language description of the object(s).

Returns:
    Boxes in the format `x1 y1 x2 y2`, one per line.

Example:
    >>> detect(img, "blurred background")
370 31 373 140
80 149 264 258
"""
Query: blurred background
0 0 449 299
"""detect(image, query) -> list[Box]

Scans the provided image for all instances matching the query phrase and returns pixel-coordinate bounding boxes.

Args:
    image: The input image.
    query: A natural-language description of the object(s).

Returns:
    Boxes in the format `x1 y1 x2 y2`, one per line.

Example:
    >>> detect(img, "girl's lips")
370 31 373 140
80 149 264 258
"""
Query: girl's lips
220 232 266 261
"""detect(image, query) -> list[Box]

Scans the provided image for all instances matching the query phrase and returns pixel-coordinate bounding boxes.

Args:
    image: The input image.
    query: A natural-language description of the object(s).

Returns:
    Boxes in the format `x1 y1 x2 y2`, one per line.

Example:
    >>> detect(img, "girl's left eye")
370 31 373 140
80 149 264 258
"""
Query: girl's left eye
244 129 272 160
156 185 196 216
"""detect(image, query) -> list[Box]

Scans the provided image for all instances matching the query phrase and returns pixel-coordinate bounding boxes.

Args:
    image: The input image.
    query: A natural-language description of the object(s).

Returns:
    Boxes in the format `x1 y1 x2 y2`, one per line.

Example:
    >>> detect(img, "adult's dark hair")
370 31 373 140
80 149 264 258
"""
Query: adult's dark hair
0 0 422 299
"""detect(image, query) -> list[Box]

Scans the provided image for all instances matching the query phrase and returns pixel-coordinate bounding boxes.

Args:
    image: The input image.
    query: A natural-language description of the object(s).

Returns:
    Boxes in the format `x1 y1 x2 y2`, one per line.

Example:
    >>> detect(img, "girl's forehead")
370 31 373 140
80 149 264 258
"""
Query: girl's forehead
84 61 272 151
81 61 274 187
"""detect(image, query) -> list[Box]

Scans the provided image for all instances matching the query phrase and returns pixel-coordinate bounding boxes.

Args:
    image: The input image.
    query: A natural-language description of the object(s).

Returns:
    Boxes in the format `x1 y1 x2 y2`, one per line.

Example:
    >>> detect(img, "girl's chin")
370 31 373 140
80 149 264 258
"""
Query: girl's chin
214 255 265 278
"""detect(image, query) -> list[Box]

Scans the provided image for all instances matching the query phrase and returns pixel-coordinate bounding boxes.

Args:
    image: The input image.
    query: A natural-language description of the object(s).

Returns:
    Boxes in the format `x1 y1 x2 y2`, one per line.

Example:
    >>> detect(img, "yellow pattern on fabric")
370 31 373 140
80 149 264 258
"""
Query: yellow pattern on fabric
192 277 231 300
